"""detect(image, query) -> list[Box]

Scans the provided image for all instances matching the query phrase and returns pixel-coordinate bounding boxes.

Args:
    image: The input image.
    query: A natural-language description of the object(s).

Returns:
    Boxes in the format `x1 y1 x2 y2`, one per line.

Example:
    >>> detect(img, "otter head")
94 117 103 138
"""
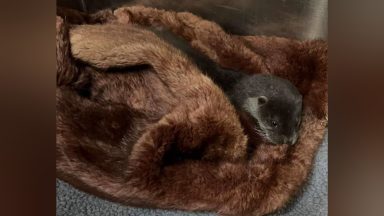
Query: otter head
243 95 302 145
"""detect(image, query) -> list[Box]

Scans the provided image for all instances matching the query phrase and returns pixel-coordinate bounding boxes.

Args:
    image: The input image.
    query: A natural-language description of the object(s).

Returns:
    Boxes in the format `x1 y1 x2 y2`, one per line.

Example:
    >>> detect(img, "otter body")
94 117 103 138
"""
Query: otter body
153 28 303 145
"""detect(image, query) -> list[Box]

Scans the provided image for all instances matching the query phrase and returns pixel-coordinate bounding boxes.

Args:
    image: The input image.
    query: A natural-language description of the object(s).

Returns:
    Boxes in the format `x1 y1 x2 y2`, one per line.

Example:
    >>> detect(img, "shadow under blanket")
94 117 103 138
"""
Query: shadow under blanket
56 6 328 216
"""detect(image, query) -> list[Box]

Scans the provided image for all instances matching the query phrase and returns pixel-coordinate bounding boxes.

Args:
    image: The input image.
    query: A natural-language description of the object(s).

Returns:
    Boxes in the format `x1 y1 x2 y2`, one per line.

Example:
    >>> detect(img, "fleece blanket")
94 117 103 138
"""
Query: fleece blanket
56 6 327 216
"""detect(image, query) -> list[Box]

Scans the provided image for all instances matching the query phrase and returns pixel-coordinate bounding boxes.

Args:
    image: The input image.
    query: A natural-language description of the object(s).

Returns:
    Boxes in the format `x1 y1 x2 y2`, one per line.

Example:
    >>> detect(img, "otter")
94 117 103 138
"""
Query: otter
230 74 302 145
152 28 303 145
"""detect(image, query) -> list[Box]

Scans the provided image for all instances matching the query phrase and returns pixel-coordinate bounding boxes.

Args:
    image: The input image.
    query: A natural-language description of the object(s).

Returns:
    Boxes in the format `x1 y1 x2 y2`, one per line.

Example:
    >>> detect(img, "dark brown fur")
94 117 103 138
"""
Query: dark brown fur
56 6 327 216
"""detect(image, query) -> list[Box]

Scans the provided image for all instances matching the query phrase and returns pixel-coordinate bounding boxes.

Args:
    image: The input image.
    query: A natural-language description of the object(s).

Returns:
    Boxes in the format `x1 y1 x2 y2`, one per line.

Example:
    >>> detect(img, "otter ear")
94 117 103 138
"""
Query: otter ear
243 96 268 112
257 96 268 106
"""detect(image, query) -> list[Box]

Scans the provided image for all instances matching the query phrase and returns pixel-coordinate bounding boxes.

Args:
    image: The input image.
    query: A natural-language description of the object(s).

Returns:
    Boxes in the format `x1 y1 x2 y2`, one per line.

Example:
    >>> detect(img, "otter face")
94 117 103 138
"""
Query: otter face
243 96 302 145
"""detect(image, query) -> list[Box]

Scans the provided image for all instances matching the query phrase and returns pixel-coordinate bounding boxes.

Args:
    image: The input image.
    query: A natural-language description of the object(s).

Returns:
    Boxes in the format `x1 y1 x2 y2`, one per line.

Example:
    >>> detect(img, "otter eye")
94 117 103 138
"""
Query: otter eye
272 120 278 127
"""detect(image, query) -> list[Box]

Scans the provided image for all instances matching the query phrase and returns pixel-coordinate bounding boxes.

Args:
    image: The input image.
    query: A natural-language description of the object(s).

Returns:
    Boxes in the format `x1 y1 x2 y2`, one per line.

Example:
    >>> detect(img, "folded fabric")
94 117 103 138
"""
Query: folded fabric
56 6 327 216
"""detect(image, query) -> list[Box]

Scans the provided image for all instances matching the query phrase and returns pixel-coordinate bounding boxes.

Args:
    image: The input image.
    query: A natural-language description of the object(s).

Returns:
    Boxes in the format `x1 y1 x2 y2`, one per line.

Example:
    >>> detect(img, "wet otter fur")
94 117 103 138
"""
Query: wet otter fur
56 6 327 216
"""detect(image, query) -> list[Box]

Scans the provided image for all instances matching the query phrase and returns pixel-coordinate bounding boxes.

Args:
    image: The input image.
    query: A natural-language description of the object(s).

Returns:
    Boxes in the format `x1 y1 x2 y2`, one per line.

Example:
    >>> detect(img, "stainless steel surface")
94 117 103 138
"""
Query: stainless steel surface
58 0 327 40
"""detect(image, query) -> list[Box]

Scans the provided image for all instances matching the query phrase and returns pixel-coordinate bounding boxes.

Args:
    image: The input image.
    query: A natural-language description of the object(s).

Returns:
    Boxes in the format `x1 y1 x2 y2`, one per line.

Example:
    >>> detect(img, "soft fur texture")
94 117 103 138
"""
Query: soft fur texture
56 6 328 216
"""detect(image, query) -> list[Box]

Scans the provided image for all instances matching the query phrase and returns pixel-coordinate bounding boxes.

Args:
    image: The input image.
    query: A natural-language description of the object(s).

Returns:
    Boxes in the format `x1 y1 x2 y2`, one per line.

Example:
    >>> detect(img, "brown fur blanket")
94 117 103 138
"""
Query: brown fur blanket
56 6 327 216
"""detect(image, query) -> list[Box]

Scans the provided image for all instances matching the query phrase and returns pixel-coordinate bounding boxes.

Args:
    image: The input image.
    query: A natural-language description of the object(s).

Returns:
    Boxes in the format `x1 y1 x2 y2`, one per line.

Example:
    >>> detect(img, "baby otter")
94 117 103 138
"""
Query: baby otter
230 74 302 145
152 28 303 145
